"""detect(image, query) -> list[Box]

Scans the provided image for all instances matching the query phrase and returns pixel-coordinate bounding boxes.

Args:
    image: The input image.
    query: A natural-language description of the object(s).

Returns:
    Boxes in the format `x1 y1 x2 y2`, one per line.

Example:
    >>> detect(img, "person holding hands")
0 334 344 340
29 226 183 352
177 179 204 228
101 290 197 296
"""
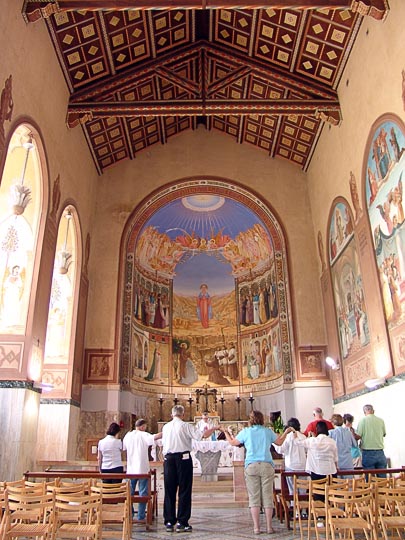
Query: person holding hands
222 410 294 535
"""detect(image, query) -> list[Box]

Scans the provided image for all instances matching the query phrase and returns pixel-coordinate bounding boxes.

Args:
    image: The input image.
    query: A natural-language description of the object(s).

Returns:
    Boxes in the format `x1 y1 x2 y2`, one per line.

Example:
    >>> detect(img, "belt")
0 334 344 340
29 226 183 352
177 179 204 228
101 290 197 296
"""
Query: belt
362 449 384 451
165 451 191 456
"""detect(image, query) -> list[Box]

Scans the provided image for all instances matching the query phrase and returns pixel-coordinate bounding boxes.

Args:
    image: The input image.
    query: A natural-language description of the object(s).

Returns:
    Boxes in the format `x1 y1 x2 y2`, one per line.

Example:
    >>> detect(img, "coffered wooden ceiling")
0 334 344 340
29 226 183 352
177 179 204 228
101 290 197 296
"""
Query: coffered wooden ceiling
23 1 389 174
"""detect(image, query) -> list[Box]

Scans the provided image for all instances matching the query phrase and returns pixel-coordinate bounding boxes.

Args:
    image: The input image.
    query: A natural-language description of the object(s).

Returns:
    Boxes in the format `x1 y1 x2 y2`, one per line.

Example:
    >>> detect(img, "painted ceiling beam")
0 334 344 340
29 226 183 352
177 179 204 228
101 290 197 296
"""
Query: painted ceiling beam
69 41 339 104
22 0 389 22
207 65 251 97
67 98 341 127
155 66 200 95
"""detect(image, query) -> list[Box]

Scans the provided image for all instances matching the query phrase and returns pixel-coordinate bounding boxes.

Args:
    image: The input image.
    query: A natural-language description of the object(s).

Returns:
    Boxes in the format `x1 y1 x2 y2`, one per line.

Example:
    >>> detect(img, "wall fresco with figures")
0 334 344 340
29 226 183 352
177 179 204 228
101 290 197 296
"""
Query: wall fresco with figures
329 201 370 362
121 180 294 394
366 116 405 371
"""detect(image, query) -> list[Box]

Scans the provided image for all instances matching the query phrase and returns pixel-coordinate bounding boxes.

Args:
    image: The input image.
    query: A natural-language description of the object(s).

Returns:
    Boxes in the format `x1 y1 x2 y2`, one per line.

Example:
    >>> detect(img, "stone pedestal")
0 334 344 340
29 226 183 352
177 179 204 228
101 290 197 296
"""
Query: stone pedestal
195 450 221 481
233 460 248 502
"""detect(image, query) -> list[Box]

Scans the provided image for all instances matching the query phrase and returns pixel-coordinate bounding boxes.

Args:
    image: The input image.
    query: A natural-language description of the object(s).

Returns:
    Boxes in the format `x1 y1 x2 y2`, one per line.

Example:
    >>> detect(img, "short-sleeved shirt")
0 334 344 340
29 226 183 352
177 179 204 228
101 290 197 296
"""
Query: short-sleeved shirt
162 416 203 455
328 426 357 469
98 435 123 469
356 414 386 450
123 429 155 474
303 418 334 437
236 425 277 467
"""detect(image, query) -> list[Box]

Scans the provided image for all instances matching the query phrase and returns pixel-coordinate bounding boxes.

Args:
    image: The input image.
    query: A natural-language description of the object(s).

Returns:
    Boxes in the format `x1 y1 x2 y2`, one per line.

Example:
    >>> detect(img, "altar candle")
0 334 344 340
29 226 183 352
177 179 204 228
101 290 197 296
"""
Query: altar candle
250 392 253 398
221 392 224 399
237 392 240 398
189 393 192 399
160 393 163 399
175 393 178 399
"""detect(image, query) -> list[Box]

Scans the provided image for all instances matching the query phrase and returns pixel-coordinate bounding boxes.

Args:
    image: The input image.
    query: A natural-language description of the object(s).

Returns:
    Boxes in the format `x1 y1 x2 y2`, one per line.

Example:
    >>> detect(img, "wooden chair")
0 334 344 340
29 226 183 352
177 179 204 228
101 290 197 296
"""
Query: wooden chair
375 485 405 540
51 493 102 540
293 476 310 540
91 482 131 540
325 485 376 540
308 478 329 540
3 490 54 540
0 489 7 540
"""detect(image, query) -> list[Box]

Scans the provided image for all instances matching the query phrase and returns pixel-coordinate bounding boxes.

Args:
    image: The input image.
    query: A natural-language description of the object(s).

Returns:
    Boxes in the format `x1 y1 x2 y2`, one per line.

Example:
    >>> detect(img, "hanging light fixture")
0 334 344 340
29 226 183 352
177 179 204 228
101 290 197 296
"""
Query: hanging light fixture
57 209 73 274
10 134 34 215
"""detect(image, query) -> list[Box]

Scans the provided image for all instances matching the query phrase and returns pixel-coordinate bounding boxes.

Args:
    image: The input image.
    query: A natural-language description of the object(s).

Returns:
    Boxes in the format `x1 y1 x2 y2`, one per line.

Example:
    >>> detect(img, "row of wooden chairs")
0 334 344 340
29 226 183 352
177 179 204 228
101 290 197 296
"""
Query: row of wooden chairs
0 479 133 540
292 473 405 540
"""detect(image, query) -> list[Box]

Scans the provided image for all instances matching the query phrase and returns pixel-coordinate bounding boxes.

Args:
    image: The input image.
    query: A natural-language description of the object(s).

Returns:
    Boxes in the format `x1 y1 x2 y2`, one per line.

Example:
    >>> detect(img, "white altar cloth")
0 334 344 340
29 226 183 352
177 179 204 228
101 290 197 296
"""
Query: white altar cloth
155 439 244 467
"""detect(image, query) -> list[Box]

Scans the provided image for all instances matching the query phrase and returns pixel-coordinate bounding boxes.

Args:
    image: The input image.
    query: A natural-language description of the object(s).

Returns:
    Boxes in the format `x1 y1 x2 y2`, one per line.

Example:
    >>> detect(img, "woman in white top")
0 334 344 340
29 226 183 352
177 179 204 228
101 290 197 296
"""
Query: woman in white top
294 421 338 480
98 422 124 483
273 417 307 497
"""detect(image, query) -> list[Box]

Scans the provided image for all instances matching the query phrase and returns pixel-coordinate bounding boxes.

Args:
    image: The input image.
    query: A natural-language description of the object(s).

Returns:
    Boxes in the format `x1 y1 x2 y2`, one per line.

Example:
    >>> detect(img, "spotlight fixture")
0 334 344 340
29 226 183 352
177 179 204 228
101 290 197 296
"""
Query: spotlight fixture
325 356 339 370
364 378 386 389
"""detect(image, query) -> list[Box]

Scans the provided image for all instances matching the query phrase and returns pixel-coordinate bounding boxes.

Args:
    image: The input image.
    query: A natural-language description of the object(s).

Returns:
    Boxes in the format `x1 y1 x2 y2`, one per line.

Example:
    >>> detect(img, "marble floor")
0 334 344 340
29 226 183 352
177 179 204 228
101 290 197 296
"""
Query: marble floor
130 509 297 539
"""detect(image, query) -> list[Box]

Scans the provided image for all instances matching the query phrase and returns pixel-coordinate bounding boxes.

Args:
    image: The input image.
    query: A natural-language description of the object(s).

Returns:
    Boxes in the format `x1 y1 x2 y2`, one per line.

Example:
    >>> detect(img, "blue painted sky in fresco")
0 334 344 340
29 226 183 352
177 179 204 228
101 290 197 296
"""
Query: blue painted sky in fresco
141 196 264 241
141 195 269 296
173 252 235 295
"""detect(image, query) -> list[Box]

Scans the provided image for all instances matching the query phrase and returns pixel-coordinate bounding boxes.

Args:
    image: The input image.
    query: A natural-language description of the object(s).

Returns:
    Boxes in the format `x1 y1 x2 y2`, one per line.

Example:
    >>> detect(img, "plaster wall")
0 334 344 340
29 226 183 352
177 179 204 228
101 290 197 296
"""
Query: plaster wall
86 128 326 354
307 0 405 250
306 0 405 463
333 380 405 468
0 2 99 477
0 0 98 246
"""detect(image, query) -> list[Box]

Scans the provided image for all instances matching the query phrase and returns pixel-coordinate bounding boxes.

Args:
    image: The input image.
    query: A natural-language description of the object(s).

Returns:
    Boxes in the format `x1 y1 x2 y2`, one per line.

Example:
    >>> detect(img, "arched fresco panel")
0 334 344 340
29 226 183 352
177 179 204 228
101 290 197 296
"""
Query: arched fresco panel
365 116 405 372
121 179 294 395
329 200 370 364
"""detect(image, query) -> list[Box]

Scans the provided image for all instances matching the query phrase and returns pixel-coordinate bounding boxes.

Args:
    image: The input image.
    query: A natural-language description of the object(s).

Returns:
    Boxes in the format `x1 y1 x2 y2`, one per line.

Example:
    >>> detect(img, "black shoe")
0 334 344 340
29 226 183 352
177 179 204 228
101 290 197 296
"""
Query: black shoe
176 524 193 533
166 523 174 532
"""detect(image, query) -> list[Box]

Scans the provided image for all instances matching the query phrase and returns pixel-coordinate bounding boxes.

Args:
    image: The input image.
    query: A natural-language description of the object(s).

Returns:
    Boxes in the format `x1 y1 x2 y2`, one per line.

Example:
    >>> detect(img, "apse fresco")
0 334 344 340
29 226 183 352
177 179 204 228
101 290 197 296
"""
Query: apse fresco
122 183 293 394
366 119 405 329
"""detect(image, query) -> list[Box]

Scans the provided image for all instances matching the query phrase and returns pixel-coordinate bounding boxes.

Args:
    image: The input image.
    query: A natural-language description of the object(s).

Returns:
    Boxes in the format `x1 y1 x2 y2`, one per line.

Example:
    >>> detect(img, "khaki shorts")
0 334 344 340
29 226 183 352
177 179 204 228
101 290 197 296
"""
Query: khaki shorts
244 461 275 508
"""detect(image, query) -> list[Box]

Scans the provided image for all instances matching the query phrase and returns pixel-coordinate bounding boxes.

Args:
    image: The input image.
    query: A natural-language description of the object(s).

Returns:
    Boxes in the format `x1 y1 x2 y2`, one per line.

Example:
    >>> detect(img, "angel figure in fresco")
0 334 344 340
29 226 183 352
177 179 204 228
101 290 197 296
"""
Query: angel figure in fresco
368 166 378 205
349 171 362 223
390 175 404 225
1 264 24 327
196 283 212 328
0 75 13 153
376 201 394 235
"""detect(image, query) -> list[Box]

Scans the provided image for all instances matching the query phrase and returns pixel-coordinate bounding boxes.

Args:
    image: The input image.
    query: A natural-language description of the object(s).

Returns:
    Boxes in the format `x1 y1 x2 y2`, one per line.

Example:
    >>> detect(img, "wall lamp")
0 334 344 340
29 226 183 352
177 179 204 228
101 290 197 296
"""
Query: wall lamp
325 356 340 370
364 378 386 389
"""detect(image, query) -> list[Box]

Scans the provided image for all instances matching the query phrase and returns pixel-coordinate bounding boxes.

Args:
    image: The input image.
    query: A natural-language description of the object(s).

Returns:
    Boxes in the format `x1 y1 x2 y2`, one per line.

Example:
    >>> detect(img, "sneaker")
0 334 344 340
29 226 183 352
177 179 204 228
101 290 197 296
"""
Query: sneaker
301 511 308 519
316 520 324 528
166 523 174 532
176 524 193 533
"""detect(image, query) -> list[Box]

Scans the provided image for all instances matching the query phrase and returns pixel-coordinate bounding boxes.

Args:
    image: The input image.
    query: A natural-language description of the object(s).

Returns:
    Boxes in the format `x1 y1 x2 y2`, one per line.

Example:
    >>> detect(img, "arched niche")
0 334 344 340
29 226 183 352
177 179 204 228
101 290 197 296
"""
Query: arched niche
363 114 405 376
42 204 82 396
119 177 295 397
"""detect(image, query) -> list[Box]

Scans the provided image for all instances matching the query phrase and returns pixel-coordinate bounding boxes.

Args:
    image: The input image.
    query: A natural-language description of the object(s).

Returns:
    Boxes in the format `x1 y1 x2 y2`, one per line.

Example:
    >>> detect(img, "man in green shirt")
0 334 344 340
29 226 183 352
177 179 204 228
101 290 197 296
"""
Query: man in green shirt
356 404 387 475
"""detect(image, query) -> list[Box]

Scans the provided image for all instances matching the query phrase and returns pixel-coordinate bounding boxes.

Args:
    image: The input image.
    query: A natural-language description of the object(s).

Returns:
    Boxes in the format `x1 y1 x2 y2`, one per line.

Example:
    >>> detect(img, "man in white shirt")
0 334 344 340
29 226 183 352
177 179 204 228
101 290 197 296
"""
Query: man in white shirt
162 405 216 532
196 411 216 440
123 419 161 522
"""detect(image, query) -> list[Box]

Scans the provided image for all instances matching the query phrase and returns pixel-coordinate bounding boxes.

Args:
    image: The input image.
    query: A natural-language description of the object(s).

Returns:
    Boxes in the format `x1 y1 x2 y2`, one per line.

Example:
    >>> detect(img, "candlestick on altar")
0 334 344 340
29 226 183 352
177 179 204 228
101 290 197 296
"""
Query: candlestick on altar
187 396 194 421
219 396 226 421
248 395 255 411
235 395 242 421
158 396 164 422
173 395 179 406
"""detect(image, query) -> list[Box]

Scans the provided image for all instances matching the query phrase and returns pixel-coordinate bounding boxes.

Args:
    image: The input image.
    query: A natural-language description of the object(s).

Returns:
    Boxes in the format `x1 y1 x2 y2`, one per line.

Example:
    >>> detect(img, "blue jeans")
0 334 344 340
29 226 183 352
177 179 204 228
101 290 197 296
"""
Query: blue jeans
362 449 387 477
130 478 148 521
